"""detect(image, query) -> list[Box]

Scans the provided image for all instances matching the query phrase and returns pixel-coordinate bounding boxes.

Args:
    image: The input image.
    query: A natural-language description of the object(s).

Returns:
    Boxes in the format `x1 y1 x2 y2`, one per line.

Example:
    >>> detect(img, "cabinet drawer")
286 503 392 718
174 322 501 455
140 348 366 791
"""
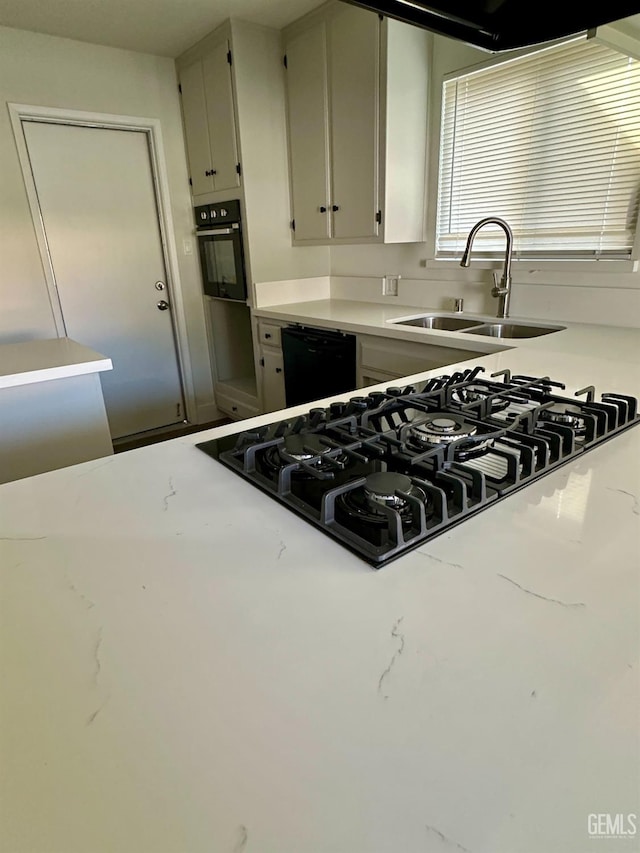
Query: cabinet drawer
215 389 260 421
258 321 283 348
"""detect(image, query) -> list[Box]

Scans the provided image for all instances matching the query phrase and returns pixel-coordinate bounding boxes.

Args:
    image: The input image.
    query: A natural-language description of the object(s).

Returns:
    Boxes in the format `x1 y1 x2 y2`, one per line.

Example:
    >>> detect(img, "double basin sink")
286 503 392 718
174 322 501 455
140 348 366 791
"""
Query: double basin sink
390 313 565 339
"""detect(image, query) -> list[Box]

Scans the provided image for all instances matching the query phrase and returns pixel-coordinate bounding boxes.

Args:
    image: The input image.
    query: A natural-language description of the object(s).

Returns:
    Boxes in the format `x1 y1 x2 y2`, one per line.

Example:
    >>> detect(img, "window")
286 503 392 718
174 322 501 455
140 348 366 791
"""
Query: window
436 37 640 260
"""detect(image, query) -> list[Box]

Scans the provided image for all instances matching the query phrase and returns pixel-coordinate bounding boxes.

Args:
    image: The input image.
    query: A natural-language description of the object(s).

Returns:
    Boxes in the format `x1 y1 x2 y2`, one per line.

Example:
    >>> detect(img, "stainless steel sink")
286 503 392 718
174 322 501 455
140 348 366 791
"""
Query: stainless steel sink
462 322 565 339
391 315 484 331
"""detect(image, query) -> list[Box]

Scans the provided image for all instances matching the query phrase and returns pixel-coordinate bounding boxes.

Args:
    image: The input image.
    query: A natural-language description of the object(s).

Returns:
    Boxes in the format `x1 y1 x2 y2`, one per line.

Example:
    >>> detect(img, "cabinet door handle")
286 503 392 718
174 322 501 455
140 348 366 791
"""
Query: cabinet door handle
275 367 282 373
265 333 272 339
332 205 340 212
205 169 218 177
319 205 327 213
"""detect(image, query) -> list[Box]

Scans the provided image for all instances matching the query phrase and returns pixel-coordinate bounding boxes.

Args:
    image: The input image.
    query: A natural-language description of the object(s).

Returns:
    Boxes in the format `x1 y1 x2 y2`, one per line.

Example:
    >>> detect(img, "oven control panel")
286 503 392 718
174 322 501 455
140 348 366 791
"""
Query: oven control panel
195 199 241 228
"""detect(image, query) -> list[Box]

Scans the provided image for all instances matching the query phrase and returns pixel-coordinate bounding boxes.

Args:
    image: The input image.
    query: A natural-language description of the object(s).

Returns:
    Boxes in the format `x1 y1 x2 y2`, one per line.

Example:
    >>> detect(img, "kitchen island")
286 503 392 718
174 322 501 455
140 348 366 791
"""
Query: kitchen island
1 341 639 853
0 337 113 483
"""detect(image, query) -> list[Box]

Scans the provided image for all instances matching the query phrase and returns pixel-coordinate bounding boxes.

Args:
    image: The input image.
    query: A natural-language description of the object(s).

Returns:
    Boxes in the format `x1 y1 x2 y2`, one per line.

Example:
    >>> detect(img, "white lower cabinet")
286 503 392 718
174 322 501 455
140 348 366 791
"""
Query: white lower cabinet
358 335 483 387
256 320 485 410
257 319 287 413
359 368 402 388
215 380 260 420
261 349 286 412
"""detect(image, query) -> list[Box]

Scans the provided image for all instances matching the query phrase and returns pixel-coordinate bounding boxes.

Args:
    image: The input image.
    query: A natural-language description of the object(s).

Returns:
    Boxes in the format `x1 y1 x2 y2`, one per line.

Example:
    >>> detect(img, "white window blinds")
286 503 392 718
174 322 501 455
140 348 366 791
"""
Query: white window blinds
436 38 640 259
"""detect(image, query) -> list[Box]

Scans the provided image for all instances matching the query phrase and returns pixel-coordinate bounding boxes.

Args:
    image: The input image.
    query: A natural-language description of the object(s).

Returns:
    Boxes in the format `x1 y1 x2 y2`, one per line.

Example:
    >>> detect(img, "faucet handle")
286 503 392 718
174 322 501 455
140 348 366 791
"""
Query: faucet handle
453 297 464 313
491 271 508 296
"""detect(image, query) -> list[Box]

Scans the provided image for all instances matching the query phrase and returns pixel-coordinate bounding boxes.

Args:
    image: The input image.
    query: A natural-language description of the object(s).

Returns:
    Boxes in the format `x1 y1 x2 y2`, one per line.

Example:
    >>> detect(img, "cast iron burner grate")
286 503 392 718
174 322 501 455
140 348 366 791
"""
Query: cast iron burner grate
197 366 640 567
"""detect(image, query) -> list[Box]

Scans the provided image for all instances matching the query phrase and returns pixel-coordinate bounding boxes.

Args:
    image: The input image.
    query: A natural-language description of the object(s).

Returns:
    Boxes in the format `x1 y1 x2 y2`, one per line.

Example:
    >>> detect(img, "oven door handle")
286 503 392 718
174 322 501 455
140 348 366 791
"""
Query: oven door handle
197 227 238 236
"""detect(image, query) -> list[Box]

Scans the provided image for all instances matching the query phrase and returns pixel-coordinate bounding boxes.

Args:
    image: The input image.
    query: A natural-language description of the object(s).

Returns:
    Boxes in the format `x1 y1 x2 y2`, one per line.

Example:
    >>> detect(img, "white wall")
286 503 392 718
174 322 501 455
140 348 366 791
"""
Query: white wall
0 25 216 416
329 33 640 329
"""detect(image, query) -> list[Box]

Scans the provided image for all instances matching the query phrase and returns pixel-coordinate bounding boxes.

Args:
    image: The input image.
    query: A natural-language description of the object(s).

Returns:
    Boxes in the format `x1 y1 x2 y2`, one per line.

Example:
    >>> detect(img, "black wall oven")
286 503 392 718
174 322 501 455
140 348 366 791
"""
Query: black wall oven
195 200 247 302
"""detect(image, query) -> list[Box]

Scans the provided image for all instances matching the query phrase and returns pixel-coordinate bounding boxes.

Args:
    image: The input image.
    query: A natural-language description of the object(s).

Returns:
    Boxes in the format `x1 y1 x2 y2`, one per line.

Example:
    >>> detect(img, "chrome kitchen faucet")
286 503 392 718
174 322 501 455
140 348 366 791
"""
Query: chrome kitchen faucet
460 217 513 319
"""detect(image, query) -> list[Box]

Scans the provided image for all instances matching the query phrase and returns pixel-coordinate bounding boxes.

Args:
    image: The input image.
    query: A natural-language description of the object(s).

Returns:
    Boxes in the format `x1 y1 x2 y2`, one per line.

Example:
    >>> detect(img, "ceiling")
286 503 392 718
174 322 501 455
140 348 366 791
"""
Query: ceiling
0 0 327 57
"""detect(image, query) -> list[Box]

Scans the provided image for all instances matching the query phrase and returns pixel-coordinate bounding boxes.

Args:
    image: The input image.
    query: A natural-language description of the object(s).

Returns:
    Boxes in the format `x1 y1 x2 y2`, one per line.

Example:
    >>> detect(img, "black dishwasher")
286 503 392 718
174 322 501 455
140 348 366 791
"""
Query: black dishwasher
281 326 357 406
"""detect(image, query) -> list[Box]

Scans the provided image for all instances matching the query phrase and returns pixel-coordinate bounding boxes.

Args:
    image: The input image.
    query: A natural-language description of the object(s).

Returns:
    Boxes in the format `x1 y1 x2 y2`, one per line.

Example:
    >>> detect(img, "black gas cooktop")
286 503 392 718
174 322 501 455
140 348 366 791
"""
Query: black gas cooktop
197 366 640 567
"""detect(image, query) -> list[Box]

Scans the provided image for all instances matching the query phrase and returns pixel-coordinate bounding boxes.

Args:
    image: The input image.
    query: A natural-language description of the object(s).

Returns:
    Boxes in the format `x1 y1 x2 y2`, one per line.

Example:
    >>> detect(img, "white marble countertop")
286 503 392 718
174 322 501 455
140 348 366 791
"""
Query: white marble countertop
253 298 640 364
1 344 639 852
0 336 112 389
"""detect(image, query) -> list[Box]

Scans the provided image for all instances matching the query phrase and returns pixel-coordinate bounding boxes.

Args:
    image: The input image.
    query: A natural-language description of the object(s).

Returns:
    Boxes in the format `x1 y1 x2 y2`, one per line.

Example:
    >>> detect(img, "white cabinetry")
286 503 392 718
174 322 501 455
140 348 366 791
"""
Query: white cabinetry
358 336 482 387
215 377 260 421
205 298 258 422
177 34 241 197
283 1 430 245
177 20 329 422
257 320 286 413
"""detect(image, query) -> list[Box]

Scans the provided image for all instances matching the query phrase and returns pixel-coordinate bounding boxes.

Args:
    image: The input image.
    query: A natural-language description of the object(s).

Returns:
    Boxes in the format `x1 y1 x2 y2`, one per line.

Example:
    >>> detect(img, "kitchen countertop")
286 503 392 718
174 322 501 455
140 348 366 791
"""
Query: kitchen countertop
253 298 640 364
1 340 639 852
0 336 112 388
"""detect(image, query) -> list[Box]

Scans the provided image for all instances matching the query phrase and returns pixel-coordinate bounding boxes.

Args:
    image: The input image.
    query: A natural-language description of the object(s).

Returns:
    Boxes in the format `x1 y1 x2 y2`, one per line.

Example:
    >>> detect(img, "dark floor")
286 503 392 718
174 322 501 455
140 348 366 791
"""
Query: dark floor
113 418 232 453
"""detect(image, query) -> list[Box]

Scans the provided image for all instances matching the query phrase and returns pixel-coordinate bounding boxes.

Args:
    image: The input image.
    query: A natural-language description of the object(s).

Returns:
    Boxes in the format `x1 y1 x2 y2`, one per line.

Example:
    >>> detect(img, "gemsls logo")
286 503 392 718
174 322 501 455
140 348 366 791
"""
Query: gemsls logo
588 813 637 837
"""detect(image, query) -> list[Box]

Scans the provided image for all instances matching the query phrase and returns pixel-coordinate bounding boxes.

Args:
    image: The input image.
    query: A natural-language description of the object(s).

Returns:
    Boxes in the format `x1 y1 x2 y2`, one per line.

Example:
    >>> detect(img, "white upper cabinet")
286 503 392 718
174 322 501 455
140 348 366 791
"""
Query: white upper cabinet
284 23 331 241
328 5 379 241
283 1 430 245
177 36 240 197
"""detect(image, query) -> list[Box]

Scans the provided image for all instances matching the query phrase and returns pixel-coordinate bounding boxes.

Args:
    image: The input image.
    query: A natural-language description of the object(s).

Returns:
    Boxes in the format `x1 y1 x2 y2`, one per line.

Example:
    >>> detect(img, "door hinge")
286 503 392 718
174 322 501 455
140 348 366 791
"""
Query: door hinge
236 162 242 176
178 83 182 94
227 50 232 65
283 54 288 69
376 210 382 224
290 219 296 231
259 357 265 367
189 177 192 187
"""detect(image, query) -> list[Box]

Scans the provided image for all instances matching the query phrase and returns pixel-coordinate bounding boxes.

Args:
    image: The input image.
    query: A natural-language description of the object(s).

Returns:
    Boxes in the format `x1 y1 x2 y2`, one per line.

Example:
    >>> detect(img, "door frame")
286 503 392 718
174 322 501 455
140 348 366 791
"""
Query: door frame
8 102 196 424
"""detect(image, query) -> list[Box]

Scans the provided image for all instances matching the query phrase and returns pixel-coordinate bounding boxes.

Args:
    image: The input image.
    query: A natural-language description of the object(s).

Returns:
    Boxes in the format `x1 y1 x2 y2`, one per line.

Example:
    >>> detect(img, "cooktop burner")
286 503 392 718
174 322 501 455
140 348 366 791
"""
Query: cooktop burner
363 472 425 512
197 365 640 567
409 413 474 445
405 412 497 460
449 385 511 414
538 404 588 436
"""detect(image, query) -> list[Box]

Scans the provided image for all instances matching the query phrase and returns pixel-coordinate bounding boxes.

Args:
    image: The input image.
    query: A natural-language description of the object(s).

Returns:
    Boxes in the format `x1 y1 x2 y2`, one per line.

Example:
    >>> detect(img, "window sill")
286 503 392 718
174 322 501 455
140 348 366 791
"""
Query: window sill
427 257 640 275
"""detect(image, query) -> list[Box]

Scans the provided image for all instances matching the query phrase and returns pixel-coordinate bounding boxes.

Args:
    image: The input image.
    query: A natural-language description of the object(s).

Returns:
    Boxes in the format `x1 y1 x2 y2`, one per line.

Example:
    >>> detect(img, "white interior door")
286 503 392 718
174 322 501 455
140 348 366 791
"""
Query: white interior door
22 121 185 440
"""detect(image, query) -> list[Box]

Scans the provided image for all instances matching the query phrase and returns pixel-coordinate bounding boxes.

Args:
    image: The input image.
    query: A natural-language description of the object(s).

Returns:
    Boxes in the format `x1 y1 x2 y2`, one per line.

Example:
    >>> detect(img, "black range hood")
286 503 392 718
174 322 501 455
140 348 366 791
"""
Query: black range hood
341 0 640 51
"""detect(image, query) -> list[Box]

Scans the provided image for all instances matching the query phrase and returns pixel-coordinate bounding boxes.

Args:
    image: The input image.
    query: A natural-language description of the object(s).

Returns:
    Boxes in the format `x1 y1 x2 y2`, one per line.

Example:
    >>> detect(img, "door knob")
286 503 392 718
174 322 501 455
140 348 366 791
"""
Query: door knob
157 300 170 311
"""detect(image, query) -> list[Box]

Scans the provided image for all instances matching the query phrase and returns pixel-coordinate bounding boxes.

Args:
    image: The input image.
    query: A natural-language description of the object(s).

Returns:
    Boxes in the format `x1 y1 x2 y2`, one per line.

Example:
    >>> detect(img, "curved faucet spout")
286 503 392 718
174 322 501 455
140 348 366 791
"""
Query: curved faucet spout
459 217 514 319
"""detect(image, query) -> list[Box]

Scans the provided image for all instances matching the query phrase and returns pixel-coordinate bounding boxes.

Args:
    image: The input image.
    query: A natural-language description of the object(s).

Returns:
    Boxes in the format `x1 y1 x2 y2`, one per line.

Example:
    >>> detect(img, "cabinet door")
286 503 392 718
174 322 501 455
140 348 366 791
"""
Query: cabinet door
202 41 240 192
328 5 379 240
285 23 331 241
261 349 286 412
179 60 214 196
358 367 400 388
